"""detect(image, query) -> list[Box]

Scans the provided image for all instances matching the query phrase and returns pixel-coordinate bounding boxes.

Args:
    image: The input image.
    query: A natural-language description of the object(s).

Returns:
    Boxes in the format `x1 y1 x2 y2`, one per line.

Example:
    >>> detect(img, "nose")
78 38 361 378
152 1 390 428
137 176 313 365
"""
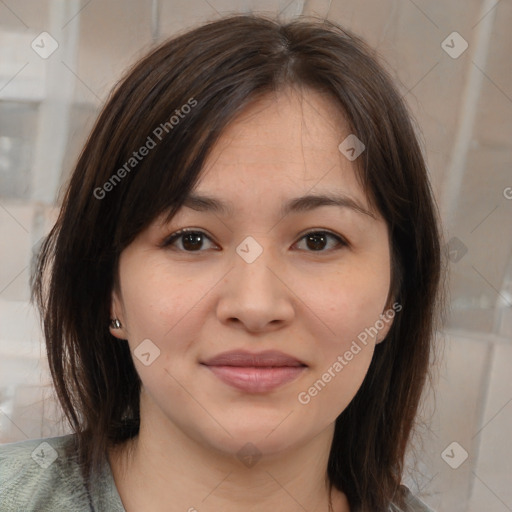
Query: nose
215 241 295 333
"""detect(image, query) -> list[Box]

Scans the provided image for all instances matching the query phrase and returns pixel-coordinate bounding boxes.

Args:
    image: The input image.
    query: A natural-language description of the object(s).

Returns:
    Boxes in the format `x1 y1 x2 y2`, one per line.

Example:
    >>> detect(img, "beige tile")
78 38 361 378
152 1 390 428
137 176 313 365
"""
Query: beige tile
468 342 512 511
59 103 98 186
473 0 512 148
0 0 50 32
445 146 512 331
406 332 491 511
159 0 303 37
0 201 33 301
74 0 153 104
159 0 231 37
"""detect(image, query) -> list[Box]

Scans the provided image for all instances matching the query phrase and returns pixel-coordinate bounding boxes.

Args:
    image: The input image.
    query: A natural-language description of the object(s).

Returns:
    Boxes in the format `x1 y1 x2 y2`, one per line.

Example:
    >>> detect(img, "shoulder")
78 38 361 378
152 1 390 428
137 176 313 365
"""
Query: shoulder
390 485 436 512
0 434 124 512
0 434 88 511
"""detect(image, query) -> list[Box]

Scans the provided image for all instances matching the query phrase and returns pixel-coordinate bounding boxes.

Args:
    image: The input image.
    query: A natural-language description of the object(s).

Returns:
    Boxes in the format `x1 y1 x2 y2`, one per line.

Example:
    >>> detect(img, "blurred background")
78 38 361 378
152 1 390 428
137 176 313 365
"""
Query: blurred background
0 1 511 511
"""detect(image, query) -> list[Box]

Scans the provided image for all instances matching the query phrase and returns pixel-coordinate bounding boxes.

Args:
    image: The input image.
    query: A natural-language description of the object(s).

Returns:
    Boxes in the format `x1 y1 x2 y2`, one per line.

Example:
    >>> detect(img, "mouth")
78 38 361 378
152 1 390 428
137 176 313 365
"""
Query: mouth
200 350 308 393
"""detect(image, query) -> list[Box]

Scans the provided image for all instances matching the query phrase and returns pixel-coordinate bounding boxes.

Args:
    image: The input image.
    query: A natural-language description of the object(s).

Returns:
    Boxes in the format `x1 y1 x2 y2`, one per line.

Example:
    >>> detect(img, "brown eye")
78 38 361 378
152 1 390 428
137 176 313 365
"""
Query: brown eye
181 232 204 251
162 229 217 252
295 231 347 252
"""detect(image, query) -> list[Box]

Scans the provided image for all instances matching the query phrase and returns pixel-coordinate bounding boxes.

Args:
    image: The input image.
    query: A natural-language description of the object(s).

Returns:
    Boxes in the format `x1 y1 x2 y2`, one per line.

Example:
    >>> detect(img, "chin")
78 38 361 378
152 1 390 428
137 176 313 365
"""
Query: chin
202 419 307 458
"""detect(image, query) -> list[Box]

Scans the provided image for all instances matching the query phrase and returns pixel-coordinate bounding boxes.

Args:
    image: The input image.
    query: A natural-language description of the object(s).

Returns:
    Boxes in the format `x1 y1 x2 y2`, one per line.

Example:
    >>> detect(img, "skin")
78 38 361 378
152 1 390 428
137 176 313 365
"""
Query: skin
108 86 394 512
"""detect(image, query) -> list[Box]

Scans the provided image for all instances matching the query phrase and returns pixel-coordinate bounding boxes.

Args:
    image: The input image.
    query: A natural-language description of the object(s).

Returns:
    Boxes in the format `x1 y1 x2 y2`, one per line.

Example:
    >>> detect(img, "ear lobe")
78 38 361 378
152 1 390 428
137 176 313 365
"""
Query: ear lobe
109 291 127 340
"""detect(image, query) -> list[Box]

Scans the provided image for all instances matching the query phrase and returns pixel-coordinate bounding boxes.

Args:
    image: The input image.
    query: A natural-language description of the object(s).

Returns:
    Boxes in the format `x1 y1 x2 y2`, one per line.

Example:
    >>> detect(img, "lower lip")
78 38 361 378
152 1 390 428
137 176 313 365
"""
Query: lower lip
203 365 306 393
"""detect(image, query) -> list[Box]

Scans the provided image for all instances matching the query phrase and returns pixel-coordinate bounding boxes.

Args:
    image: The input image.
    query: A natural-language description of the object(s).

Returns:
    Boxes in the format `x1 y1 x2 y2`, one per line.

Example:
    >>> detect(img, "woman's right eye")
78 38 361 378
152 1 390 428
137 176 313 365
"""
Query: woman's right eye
161 229 218 252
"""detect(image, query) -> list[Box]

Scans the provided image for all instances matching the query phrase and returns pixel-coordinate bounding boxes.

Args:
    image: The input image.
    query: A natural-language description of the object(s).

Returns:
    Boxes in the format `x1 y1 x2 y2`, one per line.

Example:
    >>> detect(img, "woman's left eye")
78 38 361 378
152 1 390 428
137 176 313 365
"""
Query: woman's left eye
161 229 347 252
294 231 347 252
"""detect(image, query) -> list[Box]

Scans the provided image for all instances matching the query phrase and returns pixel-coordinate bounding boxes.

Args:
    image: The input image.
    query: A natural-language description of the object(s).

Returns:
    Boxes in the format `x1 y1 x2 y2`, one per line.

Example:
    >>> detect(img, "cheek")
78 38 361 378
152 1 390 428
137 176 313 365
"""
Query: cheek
296 265 390 416
296 337 375 421
296 264 388 408
120 259 204 340
119 266 200 394
301 264 389 347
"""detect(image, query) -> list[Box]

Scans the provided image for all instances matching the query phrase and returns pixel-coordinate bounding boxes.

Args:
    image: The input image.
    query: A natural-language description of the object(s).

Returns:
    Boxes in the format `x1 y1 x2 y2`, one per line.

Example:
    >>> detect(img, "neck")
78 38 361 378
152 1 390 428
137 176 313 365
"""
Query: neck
108 405 349 511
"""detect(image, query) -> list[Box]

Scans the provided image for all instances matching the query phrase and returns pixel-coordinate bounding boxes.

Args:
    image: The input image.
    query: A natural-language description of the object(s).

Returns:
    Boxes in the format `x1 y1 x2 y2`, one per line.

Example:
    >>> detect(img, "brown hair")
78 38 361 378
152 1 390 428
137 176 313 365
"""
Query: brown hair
32 13 445 511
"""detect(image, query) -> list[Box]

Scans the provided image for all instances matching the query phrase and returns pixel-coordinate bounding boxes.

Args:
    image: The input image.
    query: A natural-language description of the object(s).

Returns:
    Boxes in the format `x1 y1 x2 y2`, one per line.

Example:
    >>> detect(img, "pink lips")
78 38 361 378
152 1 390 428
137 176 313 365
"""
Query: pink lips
201 350 307 393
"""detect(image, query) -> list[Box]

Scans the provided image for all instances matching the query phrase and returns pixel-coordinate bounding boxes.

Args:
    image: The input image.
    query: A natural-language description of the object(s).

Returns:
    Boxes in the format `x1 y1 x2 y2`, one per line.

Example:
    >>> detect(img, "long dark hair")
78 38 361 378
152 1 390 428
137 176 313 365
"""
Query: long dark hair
32 14 445 511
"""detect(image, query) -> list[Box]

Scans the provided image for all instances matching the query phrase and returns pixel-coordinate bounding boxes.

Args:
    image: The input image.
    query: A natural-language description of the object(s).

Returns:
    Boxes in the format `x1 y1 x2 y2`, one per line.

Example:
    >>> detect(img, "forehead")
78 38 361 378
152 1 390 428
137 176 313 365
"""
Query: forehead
193 87 372 213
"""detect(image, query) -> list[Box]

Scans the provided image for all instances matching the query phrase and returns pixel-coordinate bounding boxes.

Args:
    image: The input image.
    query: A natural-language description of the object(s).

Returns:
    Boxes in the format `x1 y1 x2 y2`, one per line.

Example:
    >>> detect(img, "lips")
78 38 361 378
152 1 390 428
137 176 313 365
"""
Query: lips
201 350 307 393
202 350 306 368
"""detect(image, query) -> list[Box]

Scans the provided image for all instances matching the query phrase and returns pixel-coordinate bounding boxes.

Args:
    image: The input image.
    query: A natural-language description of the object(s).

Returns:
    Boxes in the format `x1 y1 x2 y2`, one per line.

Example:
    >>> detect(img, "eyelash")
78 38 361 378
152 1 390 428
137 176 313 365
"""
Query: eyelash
161 228 348 253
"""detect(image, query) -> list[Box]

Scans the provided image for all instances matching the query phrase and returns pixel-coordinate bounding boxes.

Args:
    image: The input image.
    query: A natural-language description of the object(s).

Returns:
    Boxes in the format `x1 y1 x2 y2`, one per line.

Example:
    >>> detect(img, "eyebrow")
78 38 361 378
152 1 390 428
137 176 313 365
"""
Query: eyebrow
183 192 376 219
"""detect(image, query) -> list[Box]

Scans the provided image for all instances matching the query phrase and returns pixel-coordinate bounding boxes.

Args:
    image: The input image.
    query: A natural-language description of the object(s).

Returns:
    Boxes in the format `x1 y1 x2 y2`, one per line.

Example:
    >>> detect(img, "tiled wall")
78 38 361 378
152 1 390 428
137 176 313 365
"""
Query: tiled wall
1 1 511 511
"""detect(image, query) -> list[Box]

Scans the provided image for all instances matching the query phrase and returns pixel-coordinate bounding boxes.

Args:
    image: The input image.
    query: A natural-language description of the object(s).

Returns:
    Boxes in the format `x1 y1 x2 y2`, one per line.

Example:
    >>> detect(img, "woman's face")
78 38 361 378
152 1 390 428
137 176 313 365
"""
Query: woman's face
111 88 393 457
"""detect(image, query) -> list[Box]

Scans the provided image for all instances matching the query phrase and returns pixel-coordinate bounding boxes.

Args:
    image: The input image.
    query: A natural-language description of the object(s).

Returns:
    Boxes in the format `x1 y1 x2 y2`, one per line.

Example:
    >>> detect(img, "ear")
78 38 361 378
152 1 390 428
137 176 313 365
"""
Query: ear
375 301 401 344
109 288 128 340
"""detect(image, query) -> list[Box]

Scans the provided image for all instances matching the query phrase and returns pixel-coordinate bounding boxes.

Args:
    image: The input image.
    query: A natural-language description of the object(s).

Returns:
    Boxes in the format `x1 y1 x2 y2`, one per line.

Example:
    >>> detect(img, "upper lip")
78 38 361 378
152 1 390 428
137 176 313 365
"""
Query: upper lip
201 350 306 367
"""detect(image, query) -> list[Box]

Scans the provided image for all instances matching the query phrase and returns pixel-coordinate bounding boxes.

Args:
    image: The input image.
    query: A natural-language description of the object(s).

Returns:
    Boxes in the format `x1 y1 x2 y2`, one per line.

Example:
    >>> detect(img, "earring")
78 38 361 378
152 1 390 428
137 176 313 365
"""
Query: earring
110 318 122 329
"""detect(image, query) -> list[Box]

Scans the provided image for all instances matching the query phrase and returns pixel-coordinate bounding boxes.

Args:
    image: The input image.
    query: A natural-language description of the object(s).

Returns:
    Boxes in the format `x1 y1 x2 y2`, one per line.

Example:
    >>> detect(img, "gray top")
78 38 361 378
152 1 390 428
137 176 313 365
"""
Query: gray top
0 434 435 511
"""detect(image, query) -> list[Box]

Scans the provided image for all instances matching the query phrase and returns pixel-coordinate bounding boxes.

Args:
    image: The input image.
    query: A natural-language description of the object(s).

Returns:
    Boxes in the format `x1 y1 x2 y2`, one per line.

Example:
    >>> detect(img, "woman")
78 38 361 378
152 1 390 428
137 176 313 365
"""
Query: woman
0 14 444 512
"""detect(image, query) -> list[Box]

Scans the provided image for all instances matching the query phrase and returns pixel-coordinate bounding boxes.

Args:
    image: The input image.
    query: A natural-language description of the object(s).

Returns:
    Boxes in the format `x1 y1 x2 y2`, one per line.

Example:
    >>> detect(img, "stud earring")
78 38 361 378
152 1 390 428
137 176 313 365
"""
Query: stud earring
110 318 122 329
